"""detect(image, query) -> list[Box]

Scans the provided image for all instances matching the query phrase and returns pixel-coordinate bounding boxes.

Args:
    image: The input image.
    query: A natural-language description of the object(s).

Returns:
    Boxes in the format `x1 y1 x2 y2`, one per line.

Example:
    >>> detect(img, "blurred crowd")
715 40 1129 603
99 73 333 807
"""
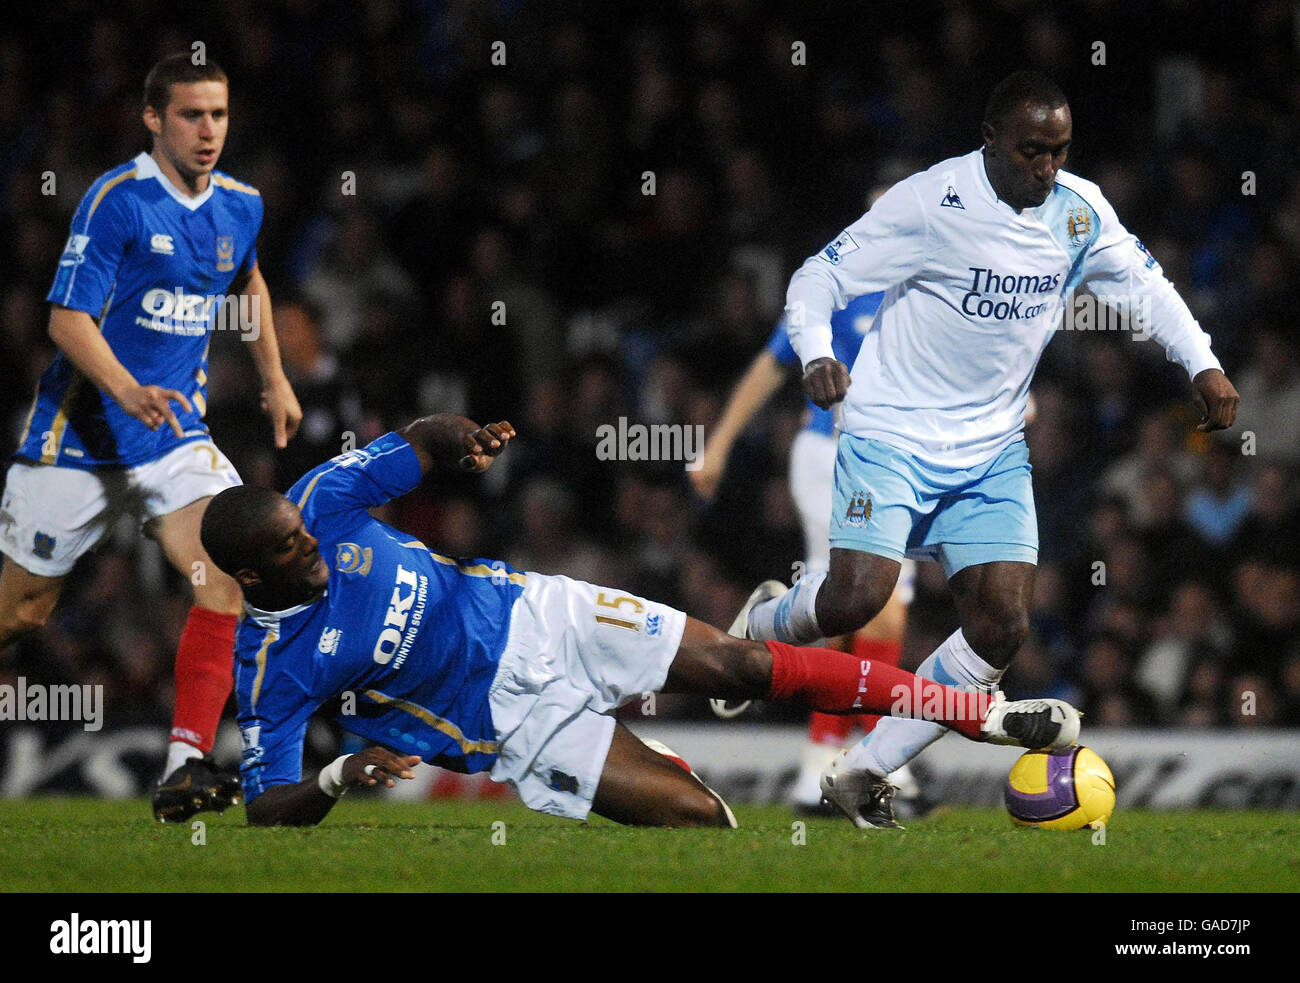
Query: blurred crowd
1 0 1298 734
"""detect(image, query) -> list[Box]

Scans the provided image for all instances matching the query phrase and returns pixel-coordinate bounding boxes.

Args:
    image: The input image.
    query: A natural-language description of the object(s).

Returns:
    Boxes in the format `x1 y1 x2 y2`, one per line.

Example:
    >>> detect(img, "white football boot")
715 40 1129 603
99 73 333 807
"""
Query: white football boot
981 691 1082 749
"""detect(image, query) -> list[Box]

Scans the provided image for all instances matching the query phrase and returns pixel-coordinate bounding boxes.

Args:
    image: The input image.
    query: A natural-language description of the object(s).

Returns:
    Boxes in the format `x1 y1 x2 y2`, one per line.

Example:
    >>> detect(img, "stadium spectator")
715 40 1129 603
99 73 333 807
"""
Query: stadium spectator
1099 412 1199 524
1135 581 1235 721
267 292 365 491
1229 326 1300 464
1184 436 1253 548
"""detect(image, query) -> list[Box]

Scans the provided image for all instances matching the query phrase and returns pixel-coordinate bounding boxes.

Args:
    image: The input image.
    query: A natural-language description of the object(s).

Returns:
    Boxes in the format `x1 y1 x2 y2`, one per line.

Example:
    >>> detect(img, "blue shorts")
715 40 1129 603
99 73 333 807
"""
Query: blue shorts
830 435 1038 578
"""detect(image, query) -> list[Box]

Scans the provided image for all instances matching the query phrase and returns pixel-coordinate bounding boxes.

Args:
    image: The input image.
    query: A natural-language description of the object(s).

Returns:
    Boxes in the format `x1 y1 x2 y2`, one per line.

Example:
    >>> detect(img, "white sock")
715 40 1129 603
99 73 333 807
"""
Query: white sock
844 629 1002 775
163 740 203 778
746 572 825 643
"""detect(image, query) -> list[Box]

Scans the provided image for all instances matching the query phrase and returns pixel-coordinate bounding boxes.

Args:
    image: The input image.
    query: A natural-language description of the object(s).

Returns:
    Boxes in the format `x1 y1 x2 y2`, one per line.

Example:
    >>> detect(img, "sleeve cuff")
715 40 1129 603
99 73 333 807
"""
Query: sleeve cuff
798 329 836 369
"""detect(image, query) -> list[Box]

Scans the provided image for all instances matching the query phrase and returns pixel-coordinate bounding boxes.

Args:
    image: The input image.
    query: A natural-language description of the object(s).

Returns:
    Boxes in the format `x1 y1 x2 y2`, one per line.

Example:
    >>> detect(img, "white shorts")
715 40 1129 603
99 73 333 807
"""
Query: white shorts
0 439 241 577
789 428 915 604
790 429 836 576
488 573 687 820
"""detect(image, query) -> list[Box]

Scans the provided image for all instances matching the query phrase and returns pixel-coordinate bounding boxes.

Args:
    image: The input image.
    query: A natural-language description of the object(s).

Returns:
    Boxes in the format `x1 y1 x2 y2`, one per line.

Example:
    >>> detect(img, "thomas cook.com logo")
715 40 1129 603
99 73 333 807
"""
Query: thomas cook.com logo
595 417 706 471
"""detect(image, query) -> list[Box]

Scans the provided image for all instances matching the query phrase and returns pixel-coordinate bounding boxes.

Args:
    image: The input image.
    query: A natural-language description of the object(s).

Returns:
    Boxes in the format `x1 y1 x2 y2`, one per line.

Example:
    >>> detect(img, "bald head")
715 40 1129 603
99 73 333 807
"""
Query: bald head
200 485 294 578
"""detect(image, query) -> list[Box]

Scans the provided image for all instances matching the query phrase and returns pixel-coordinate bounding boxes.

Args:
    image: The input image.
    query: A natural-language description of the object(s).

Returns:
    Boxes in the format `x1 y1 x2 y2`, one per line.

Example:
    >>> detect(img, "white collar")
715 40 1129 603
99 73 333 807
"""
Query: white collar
243 588 327 627
133 151 215 211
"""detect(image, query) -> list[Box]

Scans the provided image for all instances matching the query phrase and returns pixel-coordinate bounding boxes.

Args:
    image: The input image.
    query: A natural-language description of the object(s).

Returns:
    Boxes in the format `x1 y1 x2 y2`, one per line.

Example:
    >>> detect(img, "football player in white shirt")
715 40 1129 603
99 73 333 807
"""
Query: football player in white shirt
737 71 1240 829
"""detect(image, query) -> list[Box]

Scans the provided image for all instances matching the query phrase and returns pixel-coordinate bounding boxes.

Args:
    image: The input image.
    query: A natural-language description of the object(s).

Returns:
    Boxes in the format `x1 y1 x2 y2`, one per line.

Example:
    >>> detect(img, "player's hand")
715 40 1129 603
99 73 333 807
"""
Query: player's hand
459 421 515 471
1192 368 1239 432
115 383 193 438
261 375 303 449
341 748 422 789
688 448 725 500
802 357 851 410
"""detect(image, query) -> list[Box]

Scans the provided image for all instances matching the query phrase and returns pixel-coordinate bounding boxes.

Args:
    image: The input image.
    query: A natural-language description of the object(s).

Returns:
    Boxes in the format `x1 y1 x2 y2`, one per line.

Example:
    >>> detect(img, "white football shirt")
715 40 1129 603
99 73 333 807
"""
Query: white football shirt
786 148 1221 467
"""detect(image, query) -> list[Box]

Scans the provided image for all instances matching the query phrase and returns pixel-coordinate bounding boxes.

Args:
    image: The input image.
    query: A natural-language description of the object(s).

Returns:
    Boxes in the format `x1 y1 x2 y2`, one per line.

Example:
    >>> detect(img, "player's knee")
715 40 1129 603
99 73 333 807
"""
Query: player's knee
817 576 892 638
966 608 1029 666
665 786 732 828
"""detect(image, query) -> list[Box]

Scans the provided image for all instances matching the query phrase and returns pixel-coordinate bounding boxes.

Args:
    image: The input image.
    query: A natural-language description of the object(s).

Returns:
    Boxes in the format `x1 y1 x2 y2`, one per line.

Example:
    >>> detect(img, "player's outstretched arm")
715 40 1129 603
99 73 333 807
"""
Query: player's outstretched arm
245 748 421 826
48 304 192 438
690 350 785 500
397 415 515 478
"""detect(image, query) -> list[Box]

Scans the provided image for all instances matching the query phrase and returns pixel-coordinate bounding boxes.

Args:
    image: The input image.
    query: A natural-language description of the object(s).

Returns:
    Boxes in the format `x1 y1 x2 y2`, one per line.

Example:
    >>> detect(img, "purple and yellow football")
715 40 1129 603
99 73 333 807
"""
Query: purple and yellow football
1005 746 1115 830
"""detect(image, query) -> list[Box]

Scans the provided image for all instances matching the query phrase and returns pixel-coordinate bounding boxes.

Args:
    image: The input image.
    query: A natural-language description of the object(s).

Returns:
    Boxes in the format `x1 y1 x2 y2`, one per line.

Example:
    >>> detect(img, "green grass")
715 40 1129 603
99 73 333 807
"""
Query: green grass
0 799 1295 892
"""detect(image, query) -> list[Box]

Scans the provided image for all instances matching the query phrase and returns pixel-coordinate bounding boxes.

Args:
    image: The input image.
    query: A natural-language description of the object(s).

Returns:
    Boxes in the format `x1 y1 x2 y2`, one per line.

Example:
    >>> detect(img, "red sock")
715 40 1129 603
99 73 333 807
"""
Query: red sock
766 640 990 740
848 638 904 736
807 711 856 745
171 607 237 753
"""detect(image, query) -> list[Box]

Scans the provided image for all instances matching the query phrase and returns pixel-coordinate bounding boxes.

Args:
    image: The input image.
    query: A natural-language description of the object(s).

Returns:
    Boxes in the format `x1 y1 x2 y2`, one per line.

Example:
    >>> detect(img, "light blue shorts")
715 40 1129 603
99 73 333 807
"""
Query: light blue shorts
830 435 1038 578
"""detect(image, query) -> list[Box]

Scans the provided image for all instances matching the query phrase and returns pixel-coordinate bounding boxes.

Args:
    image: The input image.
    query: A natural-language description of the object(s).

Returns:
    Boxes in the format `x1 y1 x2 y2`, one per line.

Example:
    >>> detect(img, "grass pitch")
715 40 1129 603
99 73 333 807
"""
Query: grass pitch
0 798 1295 893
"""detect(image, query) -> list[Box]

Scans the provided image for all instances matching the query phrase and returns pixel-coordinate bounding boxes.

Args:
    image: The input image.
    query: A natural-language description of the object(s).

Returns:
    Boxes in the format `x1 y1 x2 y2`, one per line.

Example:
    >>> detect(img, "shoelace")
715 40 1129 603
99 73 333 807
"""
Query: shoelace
868 778 899 803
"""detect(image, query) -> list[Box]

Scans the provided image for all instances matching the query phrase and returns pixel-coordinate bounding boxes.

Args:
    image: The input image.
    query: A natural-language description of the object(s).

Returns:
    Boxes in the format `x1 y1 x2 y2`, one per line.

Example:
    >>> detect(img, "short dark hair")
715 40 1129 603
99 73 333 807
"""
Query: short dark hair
143 53 228 113
984 71 1068 128
200 484 288 577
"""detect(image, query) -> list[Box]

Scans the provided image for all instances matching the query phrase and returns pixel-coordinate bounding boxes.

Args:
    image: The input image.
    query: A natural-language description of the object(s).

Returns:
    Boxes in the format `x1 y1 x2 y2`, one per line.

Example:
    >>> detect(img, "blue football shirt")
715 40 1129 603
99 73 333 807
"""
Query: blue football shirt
235 433 527 803
18 152 262 468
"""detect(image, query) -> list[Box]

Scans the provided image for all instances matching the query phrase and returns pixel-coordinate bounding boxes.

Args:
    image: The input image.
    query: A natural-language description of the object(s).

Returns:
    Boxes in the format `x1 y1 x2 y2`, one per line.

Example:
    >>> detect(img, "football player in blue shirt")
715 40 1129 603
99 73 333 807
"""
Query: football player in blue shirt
200 414 1081 827
0 54 302 821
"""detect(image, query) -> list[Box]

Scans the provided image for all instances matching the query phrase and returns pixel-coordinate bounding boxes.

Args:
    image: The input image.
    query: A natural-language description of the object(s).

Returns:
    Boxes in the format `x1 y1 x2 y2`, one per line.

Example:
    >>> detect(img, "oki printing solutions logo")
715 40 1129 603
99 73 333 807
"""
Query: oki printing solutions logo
372 563 429 670
135 286 261 339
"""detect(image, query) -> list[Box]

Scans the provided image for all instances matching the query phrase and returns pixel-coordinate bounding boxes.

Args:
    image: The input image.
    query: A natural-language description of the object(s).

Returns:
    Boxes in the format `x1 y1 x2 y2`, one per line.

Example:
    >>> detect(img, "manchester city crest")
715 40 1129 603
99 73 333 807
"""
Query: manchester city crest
1066 208 1092 244
845 491 872 528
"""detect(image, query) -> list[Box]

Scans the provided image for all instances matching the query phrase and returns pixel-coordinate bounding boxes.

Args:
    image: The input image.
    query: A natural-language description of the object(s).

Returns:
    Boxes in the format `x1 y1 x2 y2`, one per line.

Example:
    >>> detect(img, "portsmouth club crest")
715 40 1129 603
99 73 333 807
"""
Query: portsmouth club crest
335 542 373 576
215 235 235 272
845 491 872 528
1066 208 1092 244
